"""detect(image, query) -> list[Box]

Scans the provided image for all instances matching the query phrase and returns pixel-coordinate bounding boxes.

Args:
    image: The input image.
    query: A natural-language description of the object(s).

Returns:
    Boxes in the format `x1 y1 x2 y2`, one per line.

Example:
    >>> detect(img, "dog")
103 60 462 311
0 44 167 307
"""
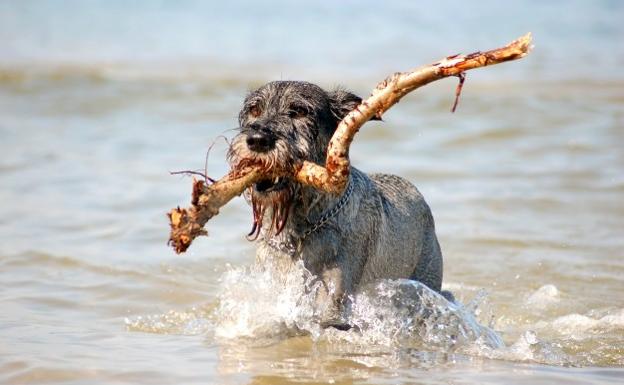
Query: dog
228 81 448 328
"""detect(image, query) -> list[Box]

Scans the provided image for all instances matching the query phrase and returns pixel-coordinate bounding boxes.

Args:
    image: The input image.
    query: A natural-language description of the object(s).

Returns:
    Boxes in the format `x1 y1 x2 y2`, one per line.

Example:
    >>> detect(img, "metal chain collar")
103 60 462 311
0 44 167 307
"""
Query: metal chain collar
265 179 354 256
301 179 354 239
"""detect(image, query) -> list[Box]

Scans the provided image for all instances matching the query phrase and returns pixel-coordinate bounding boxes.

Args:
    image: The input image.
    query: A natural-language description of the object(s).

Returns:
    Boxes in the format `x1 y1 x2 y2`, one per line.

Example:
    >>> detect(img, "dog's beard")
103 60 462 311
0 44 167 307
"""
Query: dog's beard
247 178 295 240
228 132 317 240
228 142 297 240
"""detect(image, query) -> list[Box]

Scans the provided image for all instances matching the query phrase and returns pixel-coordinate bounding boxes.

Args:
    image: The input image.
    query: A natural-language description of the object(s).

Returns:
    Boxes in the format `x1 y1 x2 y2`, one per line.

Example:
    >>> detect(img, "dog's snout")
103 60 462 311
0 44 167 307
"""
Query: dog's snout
246 130 276 153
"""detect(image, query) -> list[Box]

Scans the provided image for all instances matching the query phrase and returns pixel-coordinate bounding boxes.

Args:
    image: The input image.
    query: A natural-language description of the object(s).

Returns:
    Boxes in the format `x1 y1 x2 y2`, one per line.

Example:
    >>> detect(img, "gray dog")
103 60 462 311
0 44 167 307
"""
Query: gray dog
228 81 448 328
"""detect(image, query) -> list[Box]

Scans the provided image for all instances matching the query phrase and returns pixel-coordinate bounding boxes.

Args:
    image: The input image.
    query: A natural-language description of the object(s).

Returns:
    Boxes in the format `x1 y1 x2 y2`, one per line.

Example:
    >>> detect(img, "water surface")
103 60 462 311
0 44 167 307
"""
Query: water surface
1 1 623 384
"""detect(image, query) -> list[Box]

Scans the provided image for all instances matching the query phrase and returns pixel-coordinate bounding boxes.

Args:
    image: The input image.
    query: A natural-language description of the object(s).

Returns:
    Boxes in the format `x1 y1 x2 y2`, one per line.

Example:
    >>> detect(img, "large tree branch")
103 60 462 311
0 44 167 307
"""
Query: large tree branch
167 165 262 253
295 32 533 194
167 33 533 253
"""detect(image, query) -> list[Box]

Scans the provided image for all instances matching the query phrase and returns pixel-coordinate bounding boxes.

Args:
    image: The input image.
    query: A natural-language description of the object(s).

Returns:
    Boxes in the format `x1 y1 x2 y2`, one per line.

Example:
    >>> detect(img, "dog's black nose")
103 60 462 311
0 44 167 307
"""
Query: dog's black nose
246 131 276 153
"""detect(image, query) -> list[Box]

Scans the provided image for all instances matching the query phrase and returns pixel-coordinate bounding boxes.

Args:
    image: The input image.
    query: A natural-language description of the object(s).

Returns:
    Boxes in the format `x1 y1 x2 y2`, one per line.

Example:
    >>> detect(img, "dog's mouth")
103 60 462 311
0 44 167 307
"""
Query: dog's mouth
254 176 289 194
248 176 294 240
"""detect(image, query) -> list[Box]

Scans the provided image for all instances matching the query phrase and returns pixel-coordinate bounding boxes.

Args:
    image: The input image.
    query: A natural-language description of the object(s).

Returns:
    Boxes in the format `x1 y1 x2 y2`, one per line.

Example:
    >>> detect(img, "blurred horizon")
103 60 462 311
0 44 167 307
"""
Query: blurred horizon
1 0 623 86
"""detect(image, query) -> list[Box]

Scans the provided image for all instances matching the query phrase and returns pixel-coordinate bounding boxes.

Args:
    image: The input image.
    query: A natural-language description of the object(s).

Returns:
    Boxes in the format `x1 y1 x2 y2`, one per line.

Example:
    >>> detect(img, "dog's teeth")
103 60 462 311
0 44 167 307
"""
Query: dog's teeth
274 177 280 184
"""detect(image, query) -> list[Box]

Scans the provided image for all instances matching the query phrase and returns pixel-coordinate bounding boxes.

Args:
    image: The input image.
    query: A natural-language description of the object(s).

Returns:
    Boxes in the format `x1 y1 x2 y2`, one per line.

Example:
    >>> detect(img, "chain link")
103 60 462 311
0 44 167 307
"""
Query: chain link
301 180 353 239
265 180 354 256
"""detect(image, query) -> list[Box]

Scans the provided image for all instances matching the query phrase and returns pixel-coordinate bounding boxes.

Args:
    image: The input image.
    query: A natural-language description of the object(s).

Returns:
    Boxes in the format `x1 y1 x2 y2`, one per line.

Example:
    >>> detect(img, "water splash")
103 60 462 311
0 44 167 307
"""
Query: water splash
214 260 324 344
126 260 593 366
125 305 214 335
213 261 504 352
326 279 504 351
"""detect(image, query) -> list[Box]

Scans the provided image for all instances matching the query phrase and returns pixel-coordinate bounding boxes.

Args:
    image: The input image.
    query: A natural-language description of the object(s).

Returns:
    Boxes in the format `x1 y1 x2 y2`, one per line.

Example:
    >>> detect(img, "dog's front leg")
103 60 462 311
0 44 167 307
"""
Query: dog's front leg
315 264 355 330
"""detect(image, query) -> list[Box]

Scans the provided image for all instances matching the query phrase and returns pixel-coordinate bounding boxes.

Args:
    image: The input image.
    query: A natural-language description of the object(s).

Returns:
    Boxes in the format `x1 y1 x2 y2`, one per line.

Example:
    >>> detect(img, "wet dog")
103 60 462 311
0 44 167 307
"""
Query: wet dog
228 81 447 328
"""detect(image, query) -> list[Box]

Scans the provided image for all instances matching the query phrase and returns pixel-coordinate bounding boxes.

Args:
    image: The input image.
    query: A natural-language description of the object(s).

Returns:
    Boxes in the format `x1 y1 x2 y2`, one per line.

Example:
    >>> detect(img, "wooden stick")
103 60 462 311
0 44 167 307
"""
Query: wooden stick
294 33 533 194
167 165 262 253
167 33 533 253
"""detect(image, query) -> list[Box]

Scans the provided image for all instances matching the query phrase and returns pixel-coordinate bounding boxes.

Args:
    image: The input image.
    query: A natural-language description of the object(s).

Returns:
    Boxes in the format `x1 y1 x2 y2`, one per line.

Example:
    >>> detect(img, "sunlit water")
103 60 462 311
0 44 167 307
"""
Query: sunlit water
1 1 623 384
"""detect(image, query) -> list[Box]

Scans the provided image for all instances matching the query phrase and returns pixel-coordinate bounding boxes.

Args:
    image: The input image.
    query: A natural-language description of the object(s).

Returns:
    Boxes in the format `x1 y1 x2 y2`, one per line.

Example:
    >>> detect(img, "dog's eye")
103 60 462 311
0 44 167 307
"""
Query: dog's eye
289 106 308 119
249 105 261 118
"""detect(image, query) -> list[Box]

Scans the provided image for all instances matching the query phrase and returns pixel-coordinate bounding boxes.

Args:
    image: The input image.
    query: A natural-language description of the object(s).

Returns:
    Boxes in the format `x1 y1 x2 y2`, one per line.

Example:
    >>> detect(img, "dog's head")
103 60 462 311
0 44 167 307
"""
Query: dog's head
228 81 366 237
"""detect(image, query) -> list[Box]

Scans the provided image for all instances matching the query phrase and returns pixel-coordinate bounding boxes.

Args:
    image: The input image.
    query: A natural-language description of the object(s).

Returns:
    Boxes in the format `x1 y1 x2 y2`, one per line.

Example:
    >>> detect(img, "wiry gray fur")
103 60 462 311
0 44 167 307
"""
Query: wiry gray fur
228 81 447 328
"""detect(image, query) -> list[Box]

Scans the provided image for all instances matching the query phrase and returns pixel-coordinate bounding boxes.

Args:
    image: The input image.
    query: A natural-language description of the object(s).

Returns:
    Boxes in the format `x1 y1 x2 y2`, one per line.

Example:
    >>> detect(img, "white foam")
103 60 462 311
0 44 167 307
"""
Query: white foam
463 330 571 366
551 309 624 335
525 284 560 309
599 309 624 327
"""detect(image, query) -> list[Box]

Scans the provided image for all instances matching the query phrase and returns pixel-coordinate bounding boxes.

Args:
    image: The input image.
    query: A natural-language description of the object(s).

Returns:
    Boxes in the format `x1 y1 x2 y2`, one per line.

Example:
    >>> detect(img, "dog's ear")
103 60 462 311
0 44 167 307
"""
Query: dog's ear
328 88 381 122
